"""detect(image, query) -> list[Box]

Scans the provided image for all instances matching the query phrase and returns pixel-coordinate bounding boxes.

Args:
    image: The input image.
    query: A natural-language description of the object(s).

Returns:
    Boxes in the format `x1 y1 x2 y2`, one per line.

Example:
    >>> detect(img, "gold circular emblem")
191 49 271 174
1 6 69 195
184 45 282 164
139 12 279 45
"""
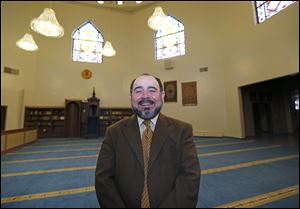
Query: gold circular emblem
81 69 92 79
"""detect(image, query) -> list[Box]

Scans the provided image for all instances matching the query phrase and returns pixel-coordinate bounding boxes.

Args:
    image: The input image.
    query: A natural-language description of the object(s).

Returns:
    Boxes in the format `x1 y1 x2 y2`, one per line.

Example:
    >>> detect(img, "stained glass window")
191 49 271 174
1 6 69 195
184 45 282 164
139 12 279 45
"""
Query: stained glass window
155 15 185 60
72 21 104 63
255 1 296 24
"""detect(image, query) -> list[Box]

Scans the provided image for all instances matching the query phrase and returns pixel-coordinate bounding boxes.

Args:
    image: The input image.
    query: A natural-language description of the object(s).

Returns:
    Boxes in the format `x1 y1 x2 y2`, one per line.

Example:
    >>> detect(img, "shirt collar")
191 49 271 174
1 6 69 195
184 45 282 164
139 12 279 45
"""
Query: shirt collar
137 114 159 128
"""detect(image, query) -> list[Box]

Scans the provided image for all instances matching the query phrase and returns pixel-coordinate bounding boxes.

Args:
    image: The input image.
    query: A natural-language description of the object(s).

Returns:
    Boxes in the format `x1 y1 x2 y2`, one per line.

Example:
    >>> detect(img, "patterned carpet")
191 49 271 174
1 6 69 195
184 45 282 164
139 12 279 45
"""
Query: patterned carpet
1 137 299 208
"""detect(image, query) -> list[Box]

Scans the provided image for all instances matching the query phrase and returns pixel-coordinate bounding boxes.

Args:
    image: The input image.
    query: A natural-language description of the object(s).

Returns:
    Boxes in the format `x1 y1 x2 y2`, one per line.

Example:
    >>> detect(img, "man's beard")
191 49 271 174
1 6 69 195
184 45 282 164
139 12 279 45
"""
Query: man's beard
132 98 162 119
132 105 162 120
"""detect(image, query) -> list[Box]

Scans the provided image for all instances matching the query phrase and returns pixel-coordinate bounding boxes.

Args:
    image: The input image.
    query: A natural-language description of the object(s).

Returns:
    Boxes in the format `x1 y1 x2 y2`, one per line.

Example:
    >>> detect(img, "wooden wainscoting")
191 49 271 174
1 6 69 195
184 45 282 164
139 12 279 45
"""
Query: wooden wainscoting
1 128 38 154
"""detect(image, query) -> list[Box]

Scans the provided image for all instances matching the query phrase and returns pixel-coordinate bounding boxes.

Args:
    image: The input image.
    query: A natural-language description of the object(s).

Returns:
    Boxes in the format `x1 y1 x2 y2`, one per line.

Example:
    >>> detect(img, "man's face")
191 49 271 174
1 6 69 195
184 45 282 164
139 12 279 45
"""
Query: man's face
131 75 165 120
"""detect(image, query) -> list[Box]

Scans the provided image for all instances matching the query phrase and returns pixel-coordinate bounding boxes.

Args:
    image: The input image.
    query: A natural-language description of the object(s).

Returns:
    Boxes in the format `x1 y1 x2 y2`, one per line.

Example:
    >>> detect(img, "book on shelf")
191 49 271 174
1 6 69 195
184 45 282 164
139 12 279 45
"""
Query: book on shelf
24 107 65 138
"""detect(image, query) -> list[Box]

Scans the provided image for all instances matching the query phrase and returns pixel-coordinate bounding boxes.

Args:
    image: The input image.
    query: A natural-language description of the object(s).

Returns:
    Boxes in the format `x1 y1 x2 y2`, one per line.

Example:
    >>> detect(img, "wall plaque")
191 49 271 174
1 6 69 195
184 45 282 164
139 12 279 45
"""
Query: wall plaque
181 81 197 106
164 81 177 102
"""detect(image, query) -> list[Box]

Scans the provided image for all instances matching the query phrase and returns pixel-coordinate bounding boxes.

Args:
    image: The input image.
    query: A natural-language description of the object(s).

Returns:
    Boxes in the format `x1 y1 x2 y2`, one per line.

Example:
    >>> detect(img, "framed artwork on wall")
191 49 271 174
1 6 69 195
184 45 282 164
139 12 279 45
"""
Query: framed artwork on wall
164 81 177 102
181 81 197 106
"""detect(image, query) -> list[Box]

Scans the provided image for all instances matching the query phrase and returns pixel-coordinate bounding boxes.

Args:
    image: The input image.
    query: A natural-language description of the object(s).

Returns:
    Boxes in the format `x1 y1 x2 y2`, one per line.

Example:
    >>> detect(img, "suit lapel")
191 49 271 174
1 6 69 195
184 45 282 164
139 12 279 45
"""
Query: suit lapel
148 114 171 171
122 115 144 169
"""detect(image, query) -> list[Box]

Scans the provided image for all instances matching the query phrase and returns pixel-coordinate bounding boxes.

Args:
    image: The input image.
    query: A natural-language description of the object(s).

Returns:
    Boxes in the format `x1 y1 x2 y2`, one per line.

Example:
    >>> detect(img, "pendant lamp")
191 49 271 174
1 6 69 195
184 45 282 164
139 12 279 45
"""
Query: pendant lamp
102 8 116 57
147 6 167 31
30 8 64 38
16 33 39 51
102 41 116 57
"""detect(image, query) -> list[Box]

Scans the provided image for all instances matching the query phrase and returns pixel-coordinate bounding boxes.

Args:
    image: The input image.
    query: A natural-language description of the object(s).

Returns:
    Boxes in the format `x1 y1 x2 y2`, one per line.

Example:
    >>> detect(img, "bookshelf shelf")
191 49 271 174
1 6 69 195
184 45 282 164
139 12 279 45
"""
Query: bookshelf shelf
24 106 133 138
99 107 133 136
24 107 65 138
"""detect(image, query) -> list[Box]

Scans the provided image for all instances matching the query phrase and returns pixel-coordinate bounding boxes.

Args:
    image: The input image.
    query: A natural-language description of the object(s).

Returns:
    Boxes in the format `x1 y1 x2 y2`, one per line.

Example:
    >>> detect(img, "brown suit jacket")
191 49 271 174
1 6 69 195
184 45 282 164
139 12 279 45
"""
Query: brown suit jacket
95 114 200 208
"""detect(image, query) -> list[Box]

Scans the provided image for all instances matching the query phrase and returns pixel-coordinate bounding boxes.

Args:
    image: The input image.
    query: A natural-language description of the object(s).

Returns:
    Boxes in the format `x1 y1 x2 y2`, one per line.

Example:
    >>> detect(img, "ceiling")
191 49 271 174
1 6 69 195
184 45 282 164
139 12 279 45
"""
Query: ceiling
71 1 157 13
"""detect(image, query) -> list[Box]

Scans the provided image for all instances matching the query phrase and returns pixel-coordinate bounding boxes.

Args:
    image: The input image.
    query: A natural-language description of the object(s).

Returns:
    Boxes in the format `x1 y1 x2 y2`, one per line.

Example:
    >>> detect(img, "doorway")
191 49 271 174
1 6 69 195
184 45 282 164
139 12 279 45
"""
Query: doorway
1 106 7 131
252 103 272 136
241 73 299 142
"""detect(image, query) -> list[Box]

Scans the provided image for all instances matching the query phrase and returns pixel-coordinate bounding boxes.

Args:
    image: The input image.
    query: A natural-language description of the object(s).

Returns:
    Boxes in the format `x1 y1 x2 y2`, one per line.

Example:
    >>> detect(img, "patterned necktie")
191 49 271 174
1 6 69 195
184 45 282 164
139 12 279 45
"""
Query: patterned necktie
141 120 153 208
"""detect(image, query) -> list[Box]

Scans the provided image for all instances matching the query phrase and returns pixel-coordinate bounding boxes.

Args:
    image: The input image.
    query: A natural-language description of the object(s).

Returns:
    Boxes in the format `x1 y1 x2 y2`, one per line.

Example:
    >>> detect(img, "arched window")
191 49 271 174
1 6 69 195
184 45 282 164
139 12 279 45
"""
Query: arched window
254 1 296 24
72 21 104 63
155 15 185 60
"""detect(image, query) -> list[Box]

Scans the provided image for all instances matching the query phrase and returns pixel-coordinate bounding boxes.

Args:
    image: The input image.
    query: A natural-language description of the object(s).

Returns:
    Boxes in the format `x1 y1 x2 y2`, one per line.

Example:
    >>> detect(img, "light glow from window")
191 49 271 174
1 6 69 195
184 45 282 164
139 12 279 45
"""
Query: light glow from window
155 15 185 60
255 1 296 24
72 21 104 63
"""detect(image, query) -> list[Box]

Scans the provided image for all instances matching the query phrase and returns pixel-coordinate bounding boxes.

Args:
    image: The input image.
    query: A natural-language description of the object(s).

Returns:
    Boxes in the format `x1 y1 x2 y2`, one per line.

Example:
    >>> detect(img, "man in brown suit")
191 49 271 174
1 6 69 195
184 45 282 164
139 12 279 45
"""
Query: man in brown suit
95 74 200 208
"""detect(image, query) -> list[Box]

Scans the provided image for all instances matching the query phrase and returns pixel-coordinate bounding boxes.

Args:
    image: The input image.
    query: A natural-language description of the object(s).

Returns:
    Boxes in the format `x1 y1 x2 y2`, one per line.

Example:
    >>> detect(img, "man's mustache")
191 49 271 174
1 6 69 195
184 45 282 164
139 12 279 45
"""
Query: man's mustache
138 98 155 105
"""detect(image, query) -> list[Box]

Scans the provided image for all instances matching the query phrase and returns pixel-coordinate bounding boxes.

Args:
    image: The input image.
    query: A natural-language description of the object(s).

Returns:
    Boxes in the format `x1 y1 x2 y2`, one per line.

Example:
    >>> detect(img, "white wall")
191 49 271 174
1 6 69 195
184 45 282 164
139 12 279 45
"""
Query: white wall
26 1 134 107
1 88 24 130
131 2 228 136
1 1 38 130
1 1 299 138
218 2 299 137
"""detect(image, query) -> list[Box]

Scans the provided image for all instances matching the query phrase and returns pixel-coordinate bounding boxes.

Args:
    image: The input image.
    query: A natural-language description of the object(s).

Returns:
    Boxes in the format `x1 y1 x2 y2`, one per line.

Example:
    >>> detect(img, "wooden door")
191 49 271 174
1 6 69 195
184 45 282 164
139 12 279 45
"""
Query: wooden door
65 100 81 137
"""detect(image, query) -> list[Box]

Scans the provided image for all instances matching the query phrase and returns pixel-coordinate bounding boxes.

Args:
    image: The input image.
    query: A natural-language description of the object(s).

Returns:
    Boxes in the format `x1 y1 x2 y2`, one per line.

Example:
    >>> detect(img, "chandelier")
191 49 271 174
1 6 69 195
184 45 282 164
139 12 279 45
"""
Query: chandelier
16 33 39 51
147 6 168 31
101 8 116 57
30 8 64 38
102 41 116 57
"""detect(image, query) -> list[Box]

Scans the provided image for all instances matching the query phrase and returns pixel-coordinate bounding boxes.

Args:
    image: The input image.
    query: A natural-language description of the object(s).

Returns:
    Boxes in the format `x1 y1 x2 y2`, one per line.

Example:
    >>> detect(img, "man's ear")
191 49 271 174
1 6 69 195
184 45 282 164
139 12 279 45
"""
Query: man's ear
161 91 165 101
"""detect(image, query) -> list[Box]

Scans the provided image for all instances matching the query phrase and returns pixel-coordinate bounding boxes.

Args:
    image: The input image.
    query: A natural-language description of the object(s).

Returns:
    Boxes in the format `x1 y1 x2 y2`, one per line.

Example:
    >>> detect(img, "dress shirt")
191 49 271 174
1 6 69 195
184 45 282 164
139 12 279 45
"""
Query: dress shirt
137 114 159 139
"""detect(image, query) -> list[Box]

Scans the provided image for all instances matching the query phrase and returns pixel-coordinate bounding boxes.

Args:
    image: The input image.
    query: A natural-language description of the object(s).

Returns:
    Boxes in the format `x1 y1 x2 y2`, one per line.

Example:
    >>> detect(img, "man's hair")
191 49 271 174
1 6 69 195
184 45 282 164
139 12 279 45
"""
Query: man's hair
130 73 163 93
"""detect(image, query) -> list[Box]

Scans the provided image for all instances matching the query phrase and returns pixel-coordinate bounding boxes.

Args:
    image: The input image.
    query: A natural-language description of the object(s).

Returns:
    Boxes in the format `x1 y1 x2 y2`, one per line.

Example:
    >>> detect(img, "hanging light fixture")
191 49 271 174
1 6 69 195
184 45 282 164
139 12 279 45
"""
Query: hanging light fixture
147 6 168 31
102 41 116 57
16 33 39 51
30 8 64 38
102 8 116 57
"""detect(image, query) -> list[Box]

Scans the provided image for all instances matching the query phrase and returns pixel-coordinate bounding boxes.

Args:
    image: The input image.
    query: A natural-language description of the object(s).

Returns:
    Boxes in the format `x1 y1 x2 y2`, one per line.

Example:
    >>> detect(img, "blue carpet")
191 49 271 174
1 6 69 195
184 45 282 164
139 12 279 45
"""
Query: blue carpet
1 150 99 161
17 143 101 152
2 192 99 208
200 146 299 169
255 195 299 208
1 137 299 208
2 170 95 197
1 158 97 174
197 158 299 207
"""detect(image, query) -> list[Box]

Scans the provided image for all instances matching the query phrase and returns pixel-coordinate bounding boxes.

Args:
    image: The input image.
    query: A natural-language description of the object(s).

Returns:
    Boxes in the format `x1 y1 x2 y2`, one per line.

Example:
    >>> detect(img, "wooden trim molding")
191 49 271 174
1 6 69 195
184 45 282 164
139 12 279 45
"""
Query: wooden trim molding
1 128 38 154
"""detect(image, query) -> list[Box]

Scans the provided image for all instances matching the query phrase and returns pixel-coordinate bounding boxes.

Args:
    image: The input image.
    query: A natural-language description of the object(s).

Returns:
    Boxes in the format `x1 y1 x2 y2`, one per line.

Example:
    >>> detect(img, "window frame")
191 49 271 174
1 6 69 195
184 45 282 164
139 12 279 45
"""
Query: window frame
71 20 104 63
154 14 185 60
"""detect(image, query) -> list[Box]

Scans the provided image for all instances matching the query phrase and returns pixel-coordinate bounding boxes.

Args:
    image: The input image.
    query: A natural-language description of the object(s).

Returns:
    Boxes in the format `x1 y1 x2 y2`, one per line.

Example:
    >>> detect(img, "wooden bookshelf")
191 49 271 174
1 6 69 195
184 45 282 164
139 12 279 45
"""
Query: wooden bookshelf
24 106 133 138
24 107 65 138
99 107 133 136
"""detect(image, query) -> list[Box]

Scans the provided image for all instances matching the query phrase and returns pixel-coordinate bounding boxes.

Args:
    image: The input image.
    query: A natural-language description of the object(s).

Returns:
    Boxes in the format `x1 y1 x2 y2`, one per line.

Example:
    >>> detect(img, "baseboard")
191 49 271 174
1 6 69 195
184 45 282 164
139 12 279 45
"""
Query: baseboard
193 131 224 137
